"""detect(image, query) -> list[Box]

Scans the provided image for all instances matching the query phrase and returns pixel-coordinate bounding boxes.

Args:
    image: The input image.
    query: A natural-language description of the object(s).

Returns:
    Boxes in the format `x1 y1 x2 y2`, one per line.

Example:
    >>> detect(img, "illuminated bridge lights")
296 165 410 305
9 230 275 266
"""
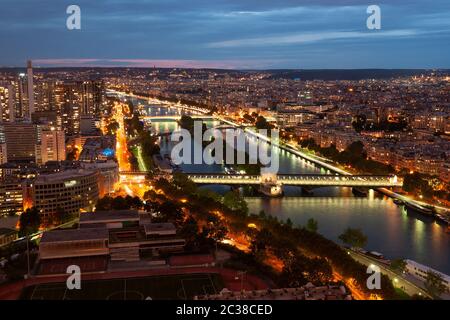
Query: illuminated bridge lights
183 174 403 188
118 171 402 187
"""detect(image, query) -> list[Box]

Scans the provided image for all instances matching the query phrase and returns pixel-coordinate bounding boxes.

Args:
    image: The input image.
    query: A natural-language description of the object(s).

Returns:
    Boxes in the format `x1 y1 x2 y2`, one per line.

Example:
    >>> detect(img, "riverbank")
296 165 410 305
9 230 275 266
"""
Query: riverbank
116 91 450 276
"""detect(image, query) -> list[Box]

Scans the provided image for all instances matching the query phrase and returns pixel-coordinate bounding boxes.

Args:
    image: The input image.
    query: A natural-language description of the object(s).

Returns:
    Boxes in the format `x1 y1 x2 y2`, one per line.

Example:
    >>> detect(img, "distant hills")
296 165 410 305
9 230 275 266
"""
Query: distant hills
266 69 450 81
0 67 448 81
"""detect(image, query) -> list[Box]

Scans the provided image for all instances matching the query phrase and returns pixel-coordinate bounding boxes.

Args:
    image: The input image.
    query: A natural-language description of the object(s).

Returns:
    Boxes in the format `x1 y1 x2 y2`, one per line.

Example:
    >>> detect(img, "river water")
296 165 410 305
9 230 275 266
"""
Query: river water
128 96 450 274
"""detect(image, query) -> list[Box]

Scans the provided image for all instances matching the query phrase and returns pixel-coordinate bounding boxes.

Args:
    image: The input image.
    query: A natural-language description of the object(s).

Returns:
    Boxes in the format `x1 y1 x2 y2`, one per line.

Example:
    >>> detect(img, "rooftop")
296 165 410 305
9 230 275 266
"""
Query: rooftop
143 222 176 235
34 169 97 184
40 228 109 243
79 210 140 224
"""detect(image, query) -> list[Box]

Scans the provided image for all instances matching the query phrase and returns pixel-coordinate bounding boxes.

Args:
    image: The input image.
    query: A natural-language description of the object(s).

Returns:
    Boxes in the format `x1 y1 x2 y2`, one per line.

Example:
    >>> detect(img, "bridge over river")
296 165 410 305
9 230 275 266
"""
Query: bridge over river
119 171 402 188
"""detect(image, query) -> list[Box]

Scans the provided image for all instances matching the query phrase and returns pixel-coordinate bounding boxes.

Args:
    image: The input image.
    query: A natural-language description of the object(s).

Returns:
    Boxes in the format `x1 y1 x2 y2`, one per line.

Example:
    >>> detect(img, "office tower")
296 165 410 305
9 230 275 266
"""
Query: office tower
27 60 35 120
0 179 24 216
38 127 66 164
0 84 13 121
0 86 4 123
1 123 39 162
81 80 105 116
31 110 59 127
80 114 97 134
7 84 15 122
0 125 7 164
0 179 24 217
35 80 56 112
57 82 82 136
32 169 99 220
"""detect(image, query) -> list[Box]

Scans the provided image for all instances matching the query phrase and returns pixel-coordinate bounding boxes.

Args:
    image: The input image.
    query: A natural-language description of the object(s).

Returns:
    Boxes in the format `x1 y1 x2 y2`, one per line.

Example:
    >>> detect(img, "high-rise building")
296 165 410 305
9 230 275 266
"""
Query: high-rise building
0 125 7 164
57 82 82 136
80 114 97 134
80 80 105 116
38 127 66 165
0 178 24 217
34 80 106 137
27 60 35 120
1 123 39 162
0 144 7 165
35 80 56 113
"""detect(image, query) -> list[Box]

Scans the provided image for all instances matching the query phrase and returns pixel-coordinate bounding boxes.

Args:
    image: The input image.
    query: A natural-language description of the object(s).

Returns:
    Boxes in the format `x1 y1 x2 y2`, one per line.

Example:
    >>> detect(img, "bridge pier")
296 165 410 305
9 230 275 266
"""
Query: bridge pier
301 187 314 196
259 183 283 197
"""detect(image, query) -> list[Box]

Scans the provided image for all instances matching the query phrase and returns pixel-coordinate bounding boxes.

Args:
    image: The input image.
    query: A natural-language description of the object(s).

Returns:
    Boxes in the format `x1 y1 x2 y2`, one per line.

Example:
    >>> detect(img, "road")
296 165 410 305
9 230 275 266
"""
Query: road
110 101 151 198
347 250 432 299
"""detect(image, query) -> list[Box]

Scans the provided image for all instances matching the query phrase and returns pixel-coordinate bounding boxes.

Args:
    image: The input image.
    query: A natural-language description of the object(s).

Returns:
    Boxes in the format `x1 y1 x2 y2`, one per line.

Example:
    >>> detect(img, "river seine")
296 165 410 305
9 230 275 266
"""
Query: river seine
129 95 450 274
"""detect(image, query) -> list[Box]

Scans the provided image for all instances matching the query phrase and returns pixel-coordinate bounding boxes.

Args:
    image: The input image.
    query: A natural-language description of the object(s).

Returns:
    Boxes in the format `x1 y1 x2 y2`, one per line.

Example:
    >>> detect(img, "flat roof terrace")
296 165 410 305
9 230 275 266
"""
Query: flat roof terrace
144 223 176 235
79 210 140 225
40 228 109 244
108 227 185 247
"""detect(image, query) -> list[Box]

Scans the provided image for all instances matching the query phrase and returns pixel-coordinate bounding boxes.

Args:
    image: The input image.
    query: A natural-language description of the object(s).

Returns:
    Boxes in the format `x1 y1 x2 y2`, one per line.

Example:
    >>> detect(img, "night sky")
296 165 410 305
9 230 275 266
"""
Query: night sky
1 0 449 69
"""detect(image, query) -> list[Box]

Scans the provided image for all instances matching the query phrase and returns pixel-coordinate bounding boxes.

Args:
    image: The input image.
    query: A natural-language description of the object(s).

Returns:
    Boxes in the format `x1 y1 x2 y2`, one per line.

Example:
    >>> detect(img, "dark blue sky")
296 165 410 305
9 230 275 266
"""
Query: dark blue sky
1 0 449 69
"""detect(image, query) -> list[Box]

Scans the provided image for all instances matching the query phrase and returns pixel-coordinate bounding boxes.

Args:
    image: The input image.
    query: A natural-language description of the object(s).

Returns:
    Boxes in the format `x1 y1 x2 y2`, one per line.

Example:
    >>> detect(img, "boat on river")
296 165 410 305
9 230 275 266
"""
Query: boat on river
404 201 435 217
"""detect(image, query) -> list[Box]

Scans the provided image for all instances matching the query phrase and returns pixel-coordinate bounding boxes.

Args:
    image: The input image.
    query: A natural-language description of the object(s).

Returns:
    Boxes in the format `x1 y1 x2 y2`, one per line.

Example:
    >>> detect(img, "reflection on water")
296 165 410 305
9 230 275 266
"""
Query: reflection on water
246 196 450 274
136 97 450 275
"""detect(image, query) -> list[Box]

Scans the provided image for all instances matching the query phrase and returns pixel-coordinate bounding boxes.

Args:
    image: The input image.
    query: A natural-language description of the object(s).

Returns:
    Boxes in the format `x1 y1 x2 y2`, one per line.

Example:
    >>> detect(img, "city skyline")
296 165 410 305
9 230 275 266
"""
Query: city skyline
0 1 449 303
1 0 450 69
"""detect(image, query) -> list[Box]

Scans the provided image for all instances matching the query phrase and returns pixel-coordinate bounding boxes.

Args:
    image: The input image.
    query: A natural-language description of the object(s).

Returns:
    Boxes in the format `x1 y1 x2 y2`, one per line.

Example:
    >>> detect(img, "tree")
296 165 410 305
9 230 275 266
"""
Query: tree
258 210 267 219
250 228 273 257
390 259 407 274
339 227 368 248
154 201 183 225
66 146 79 161
111 196 129 210
204 216 228 244
173 172 198 195
48 206 70 226
344 141 366 160
425 271 448 298
306 218 318 233
281 255 333 287
180 216 200 248
19 207 41 236
107 121 120 134
129 113 144 134
223 191 248 216
285 218 293 228
179 115 195 132
255 116 273 130
96 196 112 211
352 114 367 132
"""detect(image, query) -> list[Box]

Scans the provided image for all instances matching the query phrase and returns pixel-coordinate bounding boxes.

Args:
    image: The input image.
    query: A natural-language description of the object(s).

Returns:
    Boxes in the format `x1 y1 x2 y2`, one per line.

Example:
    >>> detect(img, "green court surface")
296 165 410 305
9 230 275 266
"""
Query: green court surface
21 273 224 300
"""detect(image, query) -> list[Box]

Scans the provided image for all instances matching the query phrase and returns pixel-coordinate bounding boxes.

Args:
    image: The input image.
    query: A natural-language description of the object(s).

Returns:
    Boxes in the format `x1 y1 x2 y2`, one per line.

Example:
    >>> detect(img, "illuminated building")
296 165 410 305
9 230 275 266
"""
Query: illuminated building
32 169 99 220
81 81 105 116
27 60 35 120
38 210 185 273
38 127 66 165
80 160 119 196
80 114 97 134
0 83 15 122
0 125 6 164
0 178 24 217
0 123 39 162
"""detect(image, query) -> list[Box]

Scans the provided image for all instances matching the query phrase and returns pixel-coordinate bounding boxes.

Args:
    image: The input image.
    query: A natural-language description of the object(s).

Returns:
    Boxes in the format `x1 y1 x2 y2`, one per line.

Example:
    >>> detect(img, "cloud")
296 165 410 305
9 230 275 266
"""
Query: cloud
1 0 450 68
33 58 288 69
207 29 419 48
